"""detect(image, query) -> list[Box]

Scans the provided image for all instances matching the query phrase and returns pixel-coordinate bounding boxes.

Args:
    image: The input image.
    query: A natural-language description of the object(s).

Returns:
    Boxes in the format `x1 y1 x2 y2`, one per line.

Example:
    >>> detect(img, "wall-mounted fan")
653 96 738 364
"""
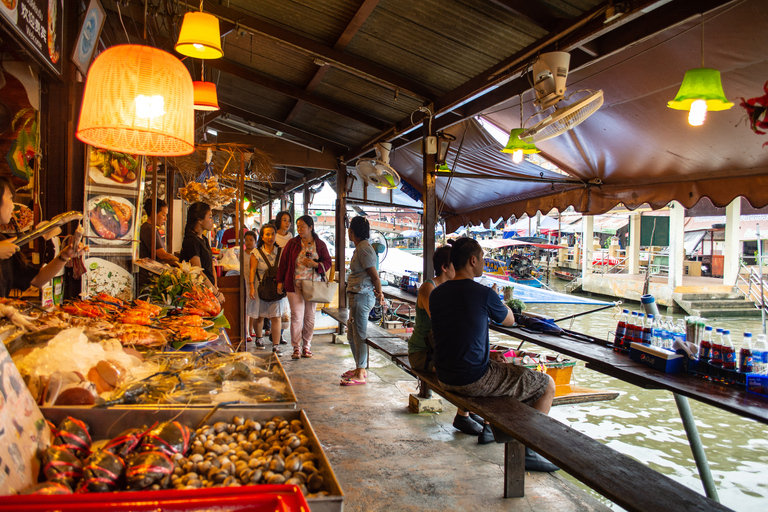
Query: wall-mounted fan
520 52 604 143
355 143 401 193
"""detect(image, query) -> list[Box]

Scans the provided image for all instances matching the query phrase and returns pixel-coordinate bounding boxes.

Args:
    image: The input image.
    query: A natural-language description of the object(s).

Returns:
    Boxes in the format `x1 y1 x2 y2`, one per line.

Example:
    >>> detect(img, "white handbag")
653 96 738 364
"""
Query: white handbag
300 271 335 303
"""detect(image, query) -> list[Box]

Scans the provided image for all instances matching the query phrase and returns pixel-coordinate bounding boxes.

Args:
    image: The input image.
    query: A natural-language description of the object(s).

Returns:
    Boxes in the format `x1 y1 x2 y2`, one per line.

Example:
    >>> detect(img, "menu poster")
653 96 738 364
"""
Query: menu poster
0 0 64 76
0 341 51 494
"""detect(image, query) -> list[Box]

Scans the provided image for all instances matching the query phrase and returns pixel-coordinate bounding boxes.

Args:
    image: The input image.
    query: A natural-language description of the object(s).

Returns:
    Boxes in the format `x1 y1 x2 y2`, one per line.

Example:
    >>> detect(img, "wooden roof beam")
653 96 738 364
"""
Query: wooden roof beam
486 0 562 31
186 1 437 101
207 59 389 131
285 0 381 124
218 103 348 156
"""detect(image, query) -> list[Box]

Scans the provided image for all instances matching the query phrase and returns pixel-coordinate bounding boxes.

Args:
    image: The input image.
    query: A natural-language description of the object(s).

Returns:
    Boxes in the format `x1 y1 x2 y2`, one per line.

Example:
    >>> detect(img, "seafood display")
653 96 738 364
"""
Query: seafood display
25 413 334 499
143 265 222 318
88 196 133 241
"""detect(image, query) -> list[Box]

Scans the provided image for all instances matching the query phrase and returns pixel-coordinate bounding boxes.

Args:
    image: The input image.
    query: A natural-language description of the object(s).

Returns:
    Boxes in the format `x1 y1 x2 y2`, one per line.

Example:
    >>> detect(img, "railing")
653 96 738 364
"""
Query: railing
736 262 768 311
564 277 582 293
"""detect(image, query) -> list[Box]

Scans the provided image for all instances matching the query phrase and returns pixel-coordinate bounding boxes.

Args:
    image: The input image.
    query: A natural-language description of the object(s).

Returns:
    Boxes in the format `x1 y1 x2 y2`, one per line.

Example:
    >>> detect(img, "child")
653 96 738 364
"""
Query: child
243 231 258 346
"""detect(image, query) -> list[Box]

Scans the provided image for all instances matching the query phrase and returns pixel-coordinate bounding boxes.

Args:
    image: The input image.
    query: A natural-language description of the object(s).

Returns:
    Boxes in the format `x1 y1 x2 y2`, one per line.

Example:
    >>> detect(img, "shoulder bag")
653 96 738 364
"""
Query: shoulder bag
256 247 286 302
300 266 336 303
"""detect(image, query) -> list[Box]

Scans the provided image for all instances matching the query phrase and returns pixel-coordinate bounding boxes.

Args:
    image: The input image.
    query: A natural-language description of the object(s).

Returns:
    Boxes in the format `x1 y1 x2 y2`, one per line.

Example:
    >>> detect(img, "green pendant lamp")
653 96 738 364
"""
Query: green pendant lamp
501 94 540 163
667 20 733 126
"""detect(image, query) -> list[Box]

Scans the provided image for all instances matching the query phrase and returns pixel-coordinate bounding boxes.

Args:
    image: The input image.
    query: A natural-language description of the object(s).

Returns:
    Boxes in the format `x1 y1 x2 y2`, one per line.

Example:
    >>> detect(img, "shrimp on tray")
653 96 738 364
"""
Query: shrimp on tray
61 301 109 319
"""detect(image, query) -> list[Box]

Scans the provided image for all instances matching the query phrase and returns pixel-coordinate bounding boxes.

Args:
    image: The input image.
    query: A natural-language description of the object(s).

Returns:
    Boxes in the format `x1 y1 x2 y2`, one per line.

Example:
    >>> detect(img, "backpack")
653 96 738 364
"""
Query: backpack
255 247 286 302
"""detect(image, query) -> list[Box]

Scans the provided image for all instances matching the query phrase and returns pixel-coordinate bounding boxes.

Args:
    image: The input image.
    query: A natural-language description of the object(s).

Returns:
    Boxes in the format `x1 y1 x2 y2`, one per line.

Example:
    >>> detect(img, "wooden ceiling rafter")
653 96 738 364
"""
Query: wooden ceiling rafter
205 58 389 130
185 0 437 102
284 0 382 125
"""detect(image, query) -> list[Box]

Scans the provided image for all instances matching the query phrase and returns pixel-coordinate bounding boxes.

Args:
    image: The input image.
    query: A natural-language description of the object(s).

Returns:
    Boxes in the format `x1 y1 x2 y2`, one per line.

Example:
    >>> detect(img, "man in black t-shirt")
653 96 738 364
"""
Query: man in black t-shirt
430 237 557 471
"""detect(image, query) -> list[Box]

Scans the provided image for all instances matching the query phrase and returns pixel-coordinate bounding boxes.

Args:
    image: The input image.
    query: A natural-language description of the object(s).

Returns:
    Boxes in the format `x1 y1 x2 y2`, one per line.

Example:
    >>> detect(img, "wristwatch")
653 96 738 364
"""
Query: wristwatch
58 254 70 263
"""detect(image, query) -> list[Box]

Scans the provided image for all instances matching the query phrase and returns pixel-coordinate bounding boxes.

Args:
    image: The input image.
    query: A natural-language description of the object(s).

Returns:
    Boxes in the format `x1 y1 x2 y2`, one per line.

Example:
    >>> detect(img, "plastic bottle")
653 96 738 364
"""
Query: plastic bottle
663 317 676 349
614 309 629 350
699 326 713 361
634 313 645 344
753 334 768 375
721 330 736 370
739 333 754 373
650 315 663 347
623 312 637 349
675 319 687 343
711 328 724 366
642 314 653 344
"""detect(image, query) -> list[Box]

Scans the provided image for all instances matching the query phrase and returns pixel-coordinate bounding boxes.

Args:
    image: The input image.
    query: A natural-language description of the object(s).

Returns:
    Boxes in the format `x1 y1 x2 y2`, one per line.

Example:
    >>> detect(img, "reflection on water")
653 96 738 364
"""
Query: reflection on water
503 292 768 512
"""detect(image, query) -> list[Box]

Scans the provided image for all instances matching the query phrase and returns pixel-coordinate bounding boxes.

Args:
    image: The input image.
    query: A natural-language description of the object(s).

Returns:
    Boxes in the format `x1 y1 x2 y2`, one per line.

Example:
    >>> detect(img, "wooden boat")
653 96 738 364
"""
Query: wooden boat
554 270 577 282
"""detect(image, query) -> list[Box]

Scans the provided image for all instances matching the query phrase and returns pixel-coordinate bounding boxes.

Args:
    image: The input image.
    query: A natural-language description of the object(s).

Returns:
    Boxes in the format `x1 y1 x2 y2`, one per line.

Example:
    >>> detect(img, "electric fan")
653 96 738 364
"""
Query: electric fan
519 52 604 143
370 229 389 264
355 143 401 193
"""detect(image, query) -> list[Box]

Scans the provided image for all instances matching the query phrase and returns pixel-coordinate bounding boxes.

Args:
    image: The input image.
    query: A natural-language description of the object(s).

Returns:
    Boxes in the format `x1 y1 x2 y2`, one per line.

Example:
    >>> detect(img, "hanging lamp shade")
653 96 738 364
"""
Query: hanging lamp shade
175 12 223 59
667 68 733 111
501 128 540 154
77 45 195 156
193 81 220 111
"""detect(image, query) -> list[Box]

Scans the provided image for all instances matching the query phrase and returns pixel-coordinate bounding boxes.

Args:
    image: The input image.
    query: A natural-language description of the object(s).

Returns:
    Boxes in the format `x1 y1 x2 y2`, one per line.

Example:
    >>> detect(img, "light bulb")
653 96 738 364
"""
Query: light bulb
243 199 250 209
512 149 524 164
380 186 388 194
688 99 707 126
135 95 165 119
193 43 205 51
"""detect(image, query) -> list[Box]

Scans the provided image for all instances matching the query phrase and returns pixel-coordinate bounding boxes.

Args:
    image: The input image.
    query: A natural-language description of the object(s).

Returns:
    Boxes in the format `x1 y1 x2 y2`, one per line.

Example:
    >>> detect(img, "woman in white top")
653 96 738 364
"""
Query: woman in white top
243 231 258 345
274 211 293 248
249 224 288 355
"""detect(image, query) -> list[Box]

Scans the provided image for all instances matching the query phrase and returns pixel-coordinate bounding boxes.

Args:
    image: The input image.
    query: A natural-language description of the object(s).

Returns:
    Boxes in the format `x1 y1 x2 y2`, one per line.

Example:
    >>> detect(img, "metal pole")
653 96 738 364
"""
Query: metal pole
757 224 765 334
673 393 719 502
553 302 619 323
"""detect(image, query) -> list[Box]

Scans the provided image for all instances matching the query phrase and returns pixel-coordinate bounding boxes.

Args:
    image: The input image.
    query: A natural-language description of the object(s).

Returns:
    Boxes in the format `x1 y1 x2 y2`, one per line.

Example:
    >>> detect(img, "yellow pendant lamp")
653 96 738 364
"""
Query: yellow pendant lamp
501 94 540 163
175 10 223 59
667 19 732 126
76 45 195 156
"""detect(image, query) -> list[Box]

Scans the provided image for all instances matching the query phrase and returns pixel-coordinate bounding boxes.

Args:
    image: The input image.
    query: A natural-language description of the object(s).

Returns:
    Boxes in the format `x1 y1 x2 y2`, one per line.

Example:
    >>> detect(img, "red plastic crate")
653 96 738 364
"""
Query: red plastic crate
0 484 310 512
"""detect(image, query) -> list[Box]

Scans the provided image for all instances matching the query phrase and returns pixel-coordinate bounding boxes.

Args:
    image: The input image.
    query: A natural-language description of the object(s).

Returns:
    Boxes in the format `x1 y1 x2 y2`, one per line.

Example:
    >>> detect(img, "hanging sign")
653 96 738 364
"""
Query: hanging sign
0 0 64 75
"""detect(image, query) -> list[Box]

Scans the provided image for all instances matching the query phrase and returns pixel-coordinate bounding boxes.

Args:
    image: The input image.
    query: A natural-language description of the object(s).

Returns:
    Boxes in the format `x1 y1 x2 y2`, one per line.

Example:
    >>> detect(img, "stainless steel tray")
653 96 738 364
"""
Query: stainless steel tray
41 407 343 512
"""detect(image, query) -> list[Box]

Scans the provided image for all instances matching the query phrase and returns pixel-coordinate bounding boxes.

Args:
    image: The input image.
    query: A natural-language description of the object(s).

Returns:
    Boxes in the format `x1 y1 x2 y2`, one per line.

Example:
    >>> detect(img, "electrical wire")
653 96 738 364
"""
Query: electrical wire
116 2 130 43
436 124 467 220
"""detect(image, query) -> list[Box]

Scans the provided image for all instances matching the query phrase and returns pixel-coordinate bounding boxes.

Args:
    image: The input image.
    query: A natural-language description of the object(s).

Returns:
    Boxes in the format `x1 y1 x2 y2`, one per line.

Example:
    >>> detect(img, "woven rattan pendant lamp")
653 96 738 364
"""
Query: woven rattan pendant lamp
76 45 195 156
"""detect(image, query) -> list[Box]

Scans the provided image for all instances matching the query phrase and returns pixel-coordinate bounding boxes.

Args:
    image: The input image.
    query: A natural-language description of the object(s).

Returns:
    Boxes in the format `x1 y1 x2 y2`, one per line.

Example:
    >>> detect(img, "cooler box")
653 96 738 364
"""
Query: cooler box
629 343 684 373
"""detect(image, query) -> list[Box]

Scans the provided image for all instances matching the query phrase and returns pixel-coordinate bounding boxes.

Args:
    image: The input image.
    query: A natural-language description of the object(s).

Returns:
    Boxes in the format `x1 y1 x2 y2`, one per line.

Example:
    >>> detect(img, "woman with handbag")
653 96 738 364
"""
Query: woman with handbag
340 216 384 386
276 215 332 360
249 224 288 355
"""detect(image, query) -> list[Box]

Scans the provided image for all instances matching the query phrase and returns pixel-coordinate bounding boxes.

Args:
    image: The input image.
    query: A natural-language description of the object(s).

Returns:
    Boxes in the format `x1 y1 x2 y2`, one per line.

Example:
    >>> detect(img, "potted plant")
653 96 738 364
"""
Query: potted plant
506 298 526 316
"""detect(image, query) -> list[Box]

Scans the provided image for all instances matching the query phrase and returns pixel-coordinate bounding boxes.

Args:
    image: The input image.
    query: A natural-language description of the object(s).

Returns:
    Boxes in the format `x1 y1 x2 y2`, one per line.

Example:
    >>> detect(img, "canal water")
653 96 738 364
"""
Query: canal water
495 293 768 512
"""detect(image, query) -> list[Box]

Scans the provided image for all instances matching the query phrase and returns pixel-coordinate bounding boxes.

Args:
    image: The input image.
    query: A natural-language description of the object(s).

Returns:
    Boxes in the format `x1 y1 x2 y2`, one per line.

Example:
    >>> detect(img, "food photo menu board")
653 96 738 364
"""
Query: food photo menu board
82 146 147 300
0 0 64 75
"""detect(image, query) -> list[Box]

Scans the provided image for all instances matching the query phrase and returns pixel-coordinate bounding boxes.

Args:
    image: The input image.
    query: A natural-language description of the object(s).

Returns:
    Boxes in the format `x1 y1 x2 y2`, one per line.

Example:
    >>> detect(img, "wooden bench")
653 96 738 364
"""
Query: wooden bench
322 307 408 359
393 356 731 512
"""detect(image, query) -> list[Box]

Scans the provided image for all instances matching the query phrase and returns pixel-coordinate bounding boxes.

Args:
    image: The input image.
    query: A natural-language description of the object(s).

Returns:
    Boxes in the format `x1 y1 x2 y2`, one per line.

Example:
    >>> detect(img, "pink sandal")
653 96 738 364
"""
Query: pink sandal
341 369 356 379
340 378 366 386
302 349 313 358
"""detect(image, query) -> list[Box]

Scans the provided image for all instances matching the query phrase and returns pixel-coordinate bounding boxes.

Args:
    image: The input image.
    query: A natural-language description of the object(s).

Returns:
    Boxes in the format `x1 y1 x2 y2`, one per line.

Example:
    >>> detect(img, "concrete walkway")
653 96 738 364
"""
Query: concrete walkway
281 334 613 512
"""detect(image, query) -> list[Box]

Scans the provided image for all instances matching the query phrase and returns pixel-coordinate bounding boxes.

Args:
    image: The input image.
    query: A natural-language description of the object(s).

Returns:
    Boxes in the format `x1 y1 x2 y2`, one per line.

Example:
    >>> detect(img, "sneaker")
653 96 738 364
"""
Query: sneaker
478 423 495 445
525 447 559 472
301 349 313 358
254 338 266 350
272 345 281 356
279 337 288 345
292 349 301 359
452 414 483 436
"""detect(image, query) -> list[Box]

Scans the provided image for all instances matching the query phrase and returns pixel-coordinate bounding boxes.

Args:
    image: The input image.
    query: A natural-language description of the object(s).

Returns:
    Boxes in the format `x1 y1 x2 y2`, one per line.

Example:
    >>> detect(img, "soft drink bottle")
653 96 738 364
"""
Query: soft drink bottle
739 333 754 373
711 328 724 366
623 312 637 349
642 314 653 344
753 334 768 375
699 326 713 361
614 309 629 350
721 330 736 370
634 313 645 344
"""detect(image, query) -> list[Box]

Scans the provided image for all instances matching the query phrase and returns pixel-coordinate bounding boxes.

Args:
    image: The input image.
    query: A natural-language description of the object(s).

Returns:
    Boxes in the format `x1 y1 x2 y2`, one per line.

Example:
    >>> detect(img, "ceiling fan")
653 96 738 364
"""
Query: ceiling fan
519 52 604 143
355 143 401 194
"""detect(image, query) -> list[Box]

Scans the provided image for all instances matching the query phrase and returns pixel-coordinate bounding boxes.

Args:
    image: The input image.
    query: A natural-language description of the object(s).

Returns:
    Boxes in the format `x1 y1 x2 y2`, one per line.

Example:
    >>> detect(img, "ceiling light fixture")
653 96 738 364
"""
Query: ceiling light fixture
667 18 732 126
175 2 223 59
76 45 195 156
502 94 540 163
193 61 219 111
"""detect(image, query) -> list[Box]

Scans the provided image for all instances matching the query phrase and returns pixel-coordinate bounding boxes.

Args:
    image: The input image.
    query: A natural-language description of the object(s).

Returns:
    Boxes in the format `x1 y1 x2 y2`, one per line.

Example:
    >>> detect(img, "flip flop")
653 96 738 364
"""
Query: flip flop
341 370 356 379
340 378 366 386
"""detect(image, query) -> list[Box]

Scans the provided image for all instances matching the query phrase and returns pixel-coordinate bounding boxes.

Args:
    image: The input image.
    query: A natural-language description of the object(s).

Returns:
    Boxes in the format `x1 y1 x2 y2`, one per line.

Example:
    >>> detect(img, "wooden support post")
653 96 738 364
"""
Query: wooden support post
423 114 436 282
336 161 348 320
166 162 174 253
150 157 158 260
303 178 310 216
503 440 526 498
239 153 246 346
268 192 273 222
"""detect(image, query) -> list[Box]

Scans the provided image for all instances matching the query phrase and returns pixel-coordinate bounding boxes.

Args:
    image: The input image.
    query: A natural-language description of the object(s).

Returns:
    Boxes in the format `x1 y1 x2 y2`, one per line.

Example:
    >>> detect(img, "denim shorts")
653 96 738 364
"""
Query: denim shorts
439 360 550 406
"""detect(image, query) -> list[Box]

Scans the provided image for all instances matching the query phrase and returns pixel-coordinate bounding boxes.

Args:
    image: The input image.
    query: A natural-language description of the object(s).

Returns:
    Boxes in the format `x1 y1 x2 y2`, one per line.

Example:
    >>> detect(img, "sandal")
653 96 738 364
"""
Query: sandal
340 378 366 386
341 369 356 379
291 349 301 360
301 349 313 358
